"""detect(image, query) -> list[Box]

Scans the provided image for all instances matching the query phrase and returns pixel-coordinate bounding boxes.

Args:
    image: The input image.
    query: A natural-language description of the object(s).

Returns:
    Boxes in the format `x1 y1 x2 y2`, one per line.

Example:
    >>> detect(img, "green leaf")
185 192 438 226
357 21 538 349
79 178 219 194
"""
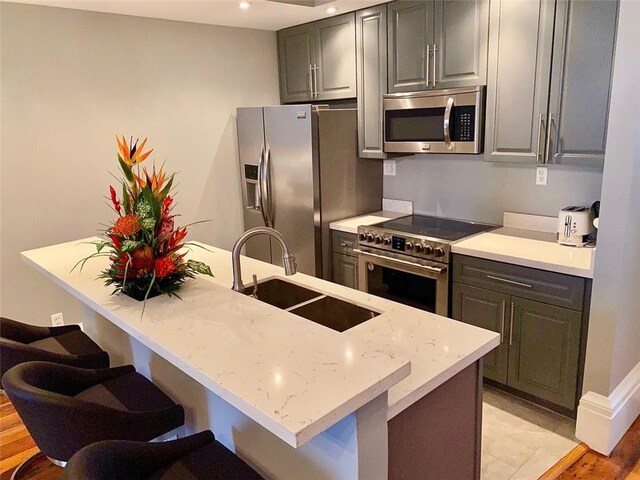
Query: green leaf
121 240 143 253
96 242 106 253
159 174 174 201
122 183 131 215
187 260 214 277
142 185 161 222
118 154 135 184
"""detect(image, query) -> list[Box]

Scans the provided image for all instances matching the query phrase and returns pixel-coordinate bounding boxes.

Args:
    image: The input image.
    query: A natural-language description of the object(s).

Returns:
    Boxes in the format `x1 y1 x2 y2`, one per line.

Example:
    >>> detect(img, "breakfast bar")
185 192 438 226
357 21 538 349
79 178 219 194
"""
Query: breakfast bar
22 238 499 479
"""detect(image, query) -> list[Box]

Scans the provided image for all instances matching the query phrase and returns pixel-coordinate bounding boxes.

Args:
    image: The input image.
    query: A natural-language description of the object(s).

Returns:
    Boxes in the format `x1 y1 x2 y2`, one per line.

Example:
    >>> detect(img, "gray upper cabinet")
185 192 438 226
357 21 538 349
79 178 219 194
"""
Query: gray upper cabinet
388 0 489 93
356 5 387 159
484 0 556 164
485 0 618 166
546 0 619 167
388 1 433 93
278 14 356 103
433 0 489 89
278 24 315 104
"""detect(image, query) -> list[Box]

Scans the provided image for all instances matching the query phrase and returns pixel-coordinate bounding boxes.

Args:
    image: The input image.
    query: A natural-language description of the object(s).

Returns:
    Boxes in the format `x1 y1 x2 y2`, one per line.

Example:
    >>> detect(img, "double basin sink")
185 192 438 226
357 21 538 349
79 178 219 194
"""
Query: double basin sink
244 278 380 333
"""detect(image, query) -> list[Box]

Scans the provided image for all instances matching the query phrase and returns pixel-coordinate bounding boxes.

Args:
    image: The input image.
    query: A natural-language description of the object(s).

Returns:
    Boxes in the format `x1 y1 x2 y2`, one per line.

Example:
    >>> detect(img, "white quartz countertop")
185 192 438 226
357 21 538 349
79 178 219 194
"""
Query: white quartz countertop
452 228 595 278
22 238 499 446
329 211 406 234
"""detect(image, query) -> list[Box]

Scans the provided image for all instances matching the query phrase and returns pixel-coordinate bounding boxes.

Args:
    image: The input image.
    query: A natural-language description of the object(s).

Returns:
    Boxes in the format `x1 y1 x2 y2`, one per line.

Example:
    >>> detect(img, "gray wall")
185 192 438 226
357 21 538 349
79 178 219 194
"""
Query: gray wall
0 3 280 325
582 0 640 396
384 155 603 224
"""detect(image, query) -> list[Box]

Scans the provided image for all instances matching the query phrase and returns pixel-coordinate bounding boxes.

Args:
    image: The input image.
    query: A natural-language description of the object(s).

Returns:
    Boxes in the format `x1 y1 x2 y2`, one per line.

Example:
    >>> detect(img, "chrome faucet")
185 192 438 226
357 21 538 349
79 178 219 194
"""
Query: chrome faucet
231 227 297 293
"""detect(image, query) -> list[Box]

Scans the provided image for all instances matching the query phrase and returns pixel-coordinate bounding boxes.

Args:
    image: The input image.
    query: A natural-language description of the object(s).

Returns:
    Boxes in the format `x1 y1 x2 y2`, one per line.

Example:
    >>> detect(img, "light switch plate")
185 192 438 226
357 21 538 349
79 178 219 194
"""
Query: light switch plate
383 159 396 176
536 166 548 186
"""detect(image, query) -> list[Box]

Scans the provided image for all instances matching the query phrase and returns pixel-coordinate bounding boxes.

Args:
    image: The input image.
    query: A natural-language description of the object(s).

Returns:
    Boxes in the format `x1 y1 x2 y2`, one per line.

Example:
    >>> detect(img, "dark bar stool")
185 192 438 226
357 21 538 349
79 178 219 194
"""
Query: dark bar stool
2 361 185 479
0 317 110 379
64 430 265 480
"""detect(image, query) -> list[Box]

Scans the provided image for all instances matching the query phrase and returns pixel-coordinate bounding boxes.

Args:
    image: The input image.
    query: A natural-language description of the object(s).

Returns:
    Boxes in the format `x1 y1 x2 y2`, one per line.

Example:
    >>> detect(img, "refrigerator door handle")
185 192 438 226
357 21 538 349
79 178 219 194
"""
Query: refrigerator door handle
257 145 269 227
264 143 275 228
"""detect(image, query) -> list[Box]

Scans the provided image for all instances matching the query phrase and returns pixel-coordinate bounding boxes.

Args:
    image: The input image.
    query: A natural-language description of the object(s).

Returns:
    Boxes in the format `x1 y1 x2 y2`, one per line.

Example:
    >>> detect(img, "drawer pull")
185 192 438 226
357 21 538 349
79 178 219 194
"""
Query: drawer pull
487 275 532 289
339 241 353 248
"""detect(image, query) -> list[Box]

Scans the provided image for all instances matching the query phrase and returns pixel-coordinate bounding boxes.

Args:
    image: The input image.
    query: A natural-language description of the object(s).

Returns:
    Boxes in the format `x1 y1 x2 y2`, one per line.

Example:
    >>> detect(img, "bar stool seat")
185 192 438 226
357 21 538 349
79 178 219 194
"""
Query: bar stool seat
64 431 264 480
2 361 185 466
0 317 109 379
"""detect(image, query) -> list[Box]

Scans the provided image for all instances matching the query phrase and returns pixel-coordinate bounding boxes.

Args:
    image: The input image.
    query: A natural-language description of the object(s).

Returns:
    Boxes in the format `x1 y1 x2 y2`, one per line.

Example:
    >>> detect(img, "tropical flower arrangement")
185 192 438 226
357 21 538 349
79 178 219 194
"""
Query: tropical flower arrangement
76 136 213 304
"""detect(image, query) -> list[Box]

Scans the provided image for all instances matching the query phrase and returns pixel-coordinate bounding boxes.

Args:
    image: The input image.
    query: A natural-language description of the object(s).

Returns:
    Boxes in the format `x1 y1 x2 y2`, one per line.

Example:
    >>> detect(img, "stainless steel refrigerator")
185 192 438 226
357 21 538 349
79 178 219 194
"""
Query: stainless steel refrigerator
236 105 382 280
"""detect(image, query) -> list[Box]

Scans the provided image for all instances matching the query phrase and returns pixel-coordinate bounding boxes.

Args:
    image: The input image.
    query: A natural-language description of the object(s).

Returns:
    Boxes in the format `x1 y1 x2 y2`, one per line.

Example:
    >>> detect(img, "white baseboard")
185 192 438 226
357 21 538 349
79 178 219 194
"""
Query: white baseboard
576 360 640 455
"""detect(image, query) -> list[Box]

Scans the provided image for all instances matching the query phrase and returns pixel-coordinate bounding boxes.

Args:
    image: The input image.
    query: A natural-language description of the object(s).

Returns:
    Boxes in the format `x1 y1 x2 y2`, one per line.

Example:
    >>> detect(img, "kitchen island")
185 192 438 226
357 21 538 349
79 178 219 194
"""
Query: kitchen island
22 238 499 479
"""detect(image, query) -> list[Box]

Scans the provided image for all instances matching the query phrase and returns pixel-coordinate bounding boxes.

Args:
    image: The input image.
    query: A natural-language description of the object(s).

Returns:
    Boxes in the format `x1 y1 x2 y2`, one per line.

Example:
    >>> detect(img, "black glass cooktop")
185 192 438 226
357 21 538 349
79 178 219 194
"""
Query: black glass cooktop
374 215 497 242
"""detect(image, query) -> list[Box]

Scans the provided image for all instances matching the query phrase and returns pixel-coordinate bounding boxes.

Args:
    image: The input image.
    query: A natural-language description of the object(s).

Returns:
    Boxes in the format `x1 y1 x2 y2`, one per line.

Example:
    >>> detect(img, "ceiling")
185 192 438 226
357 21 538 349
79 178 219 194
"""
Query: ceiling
9 0 388 31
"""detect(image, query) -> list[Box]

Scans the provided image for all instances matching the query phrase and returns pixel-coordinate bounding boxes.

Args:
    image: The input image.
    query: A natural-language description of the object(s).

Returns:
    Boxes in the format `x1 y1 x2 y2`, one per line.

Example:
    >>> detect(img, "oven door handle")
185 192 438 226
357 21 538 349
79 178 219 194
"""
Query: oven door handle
444 97 454 150
353 249 447 274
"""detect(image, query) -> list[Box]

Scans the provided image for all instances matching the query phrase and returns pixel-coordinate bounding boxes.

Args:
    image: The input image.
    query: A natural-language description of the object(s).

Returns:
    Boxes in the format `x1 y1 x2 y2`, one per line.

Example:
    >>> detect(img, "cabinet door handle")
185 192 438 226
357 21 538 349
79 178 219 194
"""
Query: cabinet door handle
425 44 430 87
536 114 546 164
308 64 314 97
546 113 555 162
500 299 506 343
509 302 515 346
486 275 532 288
313 64 319 98
432 44 438 87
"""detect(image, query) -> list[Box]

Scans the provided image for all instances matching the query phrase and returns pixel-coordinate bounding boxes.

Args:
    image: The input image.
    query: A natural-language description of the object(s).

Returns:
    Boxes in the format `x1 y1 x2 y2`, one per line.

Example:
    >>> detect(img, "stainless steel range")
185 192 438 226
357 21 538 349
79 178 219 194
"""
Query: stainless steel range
355 215 496 316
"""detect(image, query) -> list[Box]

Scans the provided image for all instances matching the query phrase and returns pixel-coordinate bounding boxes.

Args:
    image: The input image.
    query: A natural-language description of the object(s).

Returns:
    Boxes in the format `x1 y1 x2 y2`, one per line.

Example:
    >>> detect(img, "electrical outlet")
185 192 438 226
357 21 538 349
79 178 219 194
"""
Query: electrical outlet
383 159 397 176
51 312 64 327
536 166 548 186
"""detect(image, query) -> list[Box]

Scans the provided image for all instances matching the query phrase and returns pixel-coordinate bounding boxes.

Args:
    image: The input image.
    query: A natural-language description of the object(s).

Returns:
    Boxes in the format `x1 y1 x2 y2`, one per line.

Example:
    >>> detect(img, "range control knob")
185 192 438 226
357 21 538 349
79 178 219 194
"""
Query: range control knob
414 244 424 254
359 232 367 242
434 247 445 257
374 235 383 244
367 233 375 242
406 242 414 251
383 237 391 246
424 245 434 255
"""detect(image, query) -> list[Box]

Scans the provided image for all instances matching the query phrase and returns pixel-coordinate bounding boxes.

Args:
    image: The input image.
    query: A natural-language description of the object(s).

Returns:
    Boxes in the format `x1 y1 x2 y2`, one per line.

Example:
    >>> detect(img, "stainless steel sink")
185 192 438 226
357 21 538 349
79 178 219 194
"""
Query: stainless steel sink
243 278 321 310
289 295 379 333
245 278 380 332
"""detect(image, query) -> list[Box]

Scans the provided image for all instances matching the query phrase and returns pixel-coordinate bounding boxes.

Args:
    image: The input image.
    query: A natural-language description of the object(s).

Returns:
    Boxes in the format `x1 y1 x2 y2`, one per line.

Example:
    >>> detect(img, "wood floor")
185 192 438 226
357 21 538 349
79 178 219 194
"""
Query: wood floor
1 392 640 479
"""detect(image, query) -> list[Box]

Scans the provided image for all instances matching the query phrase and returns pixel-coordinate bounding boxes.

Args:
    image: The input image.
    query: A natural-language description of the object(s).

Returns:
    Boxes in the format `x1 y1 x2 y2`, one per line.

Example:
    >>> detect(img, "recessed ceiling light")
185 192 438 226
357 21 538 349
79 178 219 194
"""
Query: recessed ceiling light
239 1 251 9
326 6 337 14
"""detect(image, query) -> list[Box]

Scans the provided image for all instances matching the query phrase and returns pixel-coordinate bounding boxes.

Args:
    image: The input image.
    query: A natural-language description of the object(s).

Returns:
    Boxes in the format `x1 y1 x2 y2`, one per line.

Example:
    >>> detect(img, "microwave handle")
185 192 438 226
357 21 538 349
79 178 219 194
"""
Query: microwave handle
444 97 454 150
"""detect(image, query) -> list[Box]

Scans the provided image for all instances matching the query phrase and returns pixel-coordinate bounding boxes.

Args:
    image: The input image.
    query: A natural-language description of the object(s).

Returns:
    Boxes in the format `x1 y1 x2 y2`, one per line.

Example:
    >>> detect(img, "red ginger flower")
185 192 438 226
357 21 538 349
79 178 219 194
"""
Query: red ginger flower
109 186 121 215
112 214 141 237
155 256 177 278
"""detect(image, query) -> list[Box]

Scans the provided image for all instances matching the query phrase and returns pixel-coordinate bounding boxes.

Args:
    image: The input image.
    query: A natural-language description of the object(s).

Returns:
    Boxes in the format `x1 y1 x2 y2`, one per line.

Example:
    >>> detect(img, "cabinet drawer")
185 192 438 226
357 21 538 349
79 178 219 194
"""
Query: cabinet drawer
332 231 358 256
453 255 585 310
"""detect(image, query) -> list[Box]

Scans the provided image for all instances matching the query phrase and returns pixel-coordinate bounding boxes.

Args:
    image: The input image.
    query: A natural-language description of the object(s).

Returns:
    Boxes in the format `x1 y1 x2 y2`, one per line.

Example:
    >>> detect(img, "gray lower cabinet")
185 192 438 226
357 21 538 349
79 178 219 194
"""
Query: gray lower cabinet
387 0 489 93
484 0 618 166
332 231 359 289
452 254 587 412
356 5 387 159
508 297 582 410
278 13 356 103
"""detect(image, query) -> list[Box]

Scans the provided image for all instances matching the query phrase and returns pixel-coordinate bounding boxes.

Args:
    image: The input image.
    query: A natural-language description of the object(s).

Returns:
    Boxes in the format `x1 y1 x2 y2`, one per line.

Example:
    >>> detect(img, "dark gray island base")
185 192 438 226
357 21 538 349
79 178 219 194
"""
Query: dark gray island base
389 361 482 480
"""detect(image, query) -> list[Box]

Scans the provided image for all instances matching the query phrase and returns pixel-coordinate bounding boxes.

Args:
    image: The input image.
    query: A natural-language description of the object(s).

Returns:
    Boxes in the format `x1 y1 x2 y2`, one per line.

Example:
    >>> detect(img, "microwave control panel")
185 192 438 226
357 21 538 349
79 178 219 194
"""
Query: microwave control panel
452 106 475 142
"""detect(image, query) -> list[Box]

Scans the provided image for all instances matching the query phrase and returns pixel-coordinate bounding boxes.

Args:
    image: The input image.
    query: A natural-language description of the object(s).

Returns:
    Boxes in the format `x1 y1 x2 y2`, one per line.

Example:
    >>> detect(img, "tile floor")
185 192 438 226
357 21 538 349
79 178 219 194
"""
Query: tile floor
481 388 579 480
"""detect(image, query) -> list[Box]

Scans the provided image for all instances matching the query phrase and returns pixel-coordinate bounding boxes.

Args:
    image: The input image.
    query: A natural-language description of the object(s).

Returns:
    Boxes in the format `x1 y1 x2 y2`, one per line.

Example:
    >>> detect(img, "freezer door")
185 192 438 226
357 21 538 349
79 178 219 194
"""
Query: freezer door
263 105 318 276
236 107 271 263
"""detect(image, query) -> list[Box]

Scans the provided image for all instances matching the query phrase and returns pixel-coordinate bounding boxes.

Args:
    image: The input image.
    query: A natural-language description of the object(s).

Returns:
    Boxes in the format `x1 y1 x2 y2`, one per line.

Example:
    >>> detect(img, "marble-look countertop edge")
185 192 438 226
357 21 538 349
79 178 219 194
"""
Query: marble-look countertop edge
329 211 407 235
386 336 500 420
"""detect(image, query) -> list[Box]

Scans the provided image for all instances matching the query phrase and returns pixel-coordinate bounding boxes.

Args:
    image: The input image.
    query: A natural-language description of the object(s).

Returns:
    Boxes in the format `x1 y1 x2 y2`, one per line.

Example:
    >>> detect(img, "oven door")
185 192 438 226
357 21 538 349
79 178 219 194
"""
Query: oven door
355 248 449 317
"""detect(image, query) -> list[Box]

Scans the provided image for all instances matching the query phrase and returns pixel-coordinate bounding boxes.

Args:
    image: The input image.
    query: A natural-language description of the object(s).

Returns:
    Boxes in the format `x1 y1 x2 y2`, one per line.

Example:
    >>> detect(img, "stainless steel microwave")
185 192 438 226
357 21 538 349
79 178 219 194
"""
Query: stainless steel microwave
383 86 485 154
